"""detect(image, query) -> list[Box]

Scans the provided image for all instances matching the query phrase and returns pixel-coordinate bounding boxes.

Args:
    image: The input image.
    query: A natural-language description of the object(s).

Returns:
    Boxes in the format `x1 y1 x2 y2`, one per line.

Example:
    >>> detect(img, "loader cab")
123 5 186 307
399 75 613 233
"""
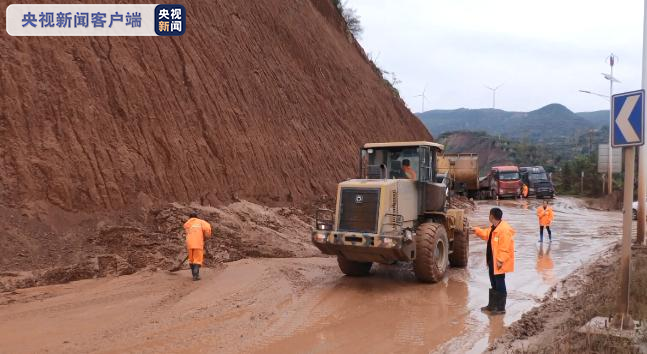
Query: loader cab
312 140 468 284
359 142 441 183
359 141 447 214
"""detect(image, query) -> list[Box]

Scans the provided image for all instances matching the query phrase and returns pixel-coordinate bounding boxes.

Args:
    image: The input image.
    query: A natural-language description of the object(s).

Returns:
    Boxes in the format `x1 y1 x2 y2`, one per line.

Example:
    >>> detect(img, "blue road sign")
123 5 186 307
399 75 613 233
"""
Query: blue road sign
612 89 645 147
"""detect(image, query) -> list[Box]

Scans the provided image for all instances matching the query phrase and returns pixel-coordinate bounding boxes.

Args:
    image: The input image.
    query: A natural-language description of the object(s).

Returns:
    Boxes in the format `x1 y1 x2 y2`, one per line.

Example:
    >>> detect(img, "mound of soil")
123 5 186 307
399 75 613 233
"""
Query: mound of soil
449 195 476 211
0 0 430 212
492 245 647 353
0 201 320 292
581 191 623 211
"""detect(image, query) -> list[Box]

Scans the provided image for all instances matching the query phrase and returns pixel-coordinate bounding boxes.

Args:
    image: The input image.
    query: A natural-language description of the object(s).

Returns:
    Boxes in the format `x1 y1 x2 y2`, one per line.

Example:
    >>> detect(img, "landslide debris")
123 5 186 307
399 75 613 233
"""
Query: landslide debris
0 201 319 292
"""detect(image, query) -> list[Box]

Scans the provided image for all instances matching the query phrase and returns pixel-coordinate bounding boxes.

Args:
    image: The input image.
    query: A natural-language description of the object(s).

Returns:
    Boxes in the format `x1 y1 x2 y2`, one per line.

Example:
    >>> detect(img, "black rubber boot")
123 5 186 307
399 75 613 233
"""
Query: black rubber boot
490 291 507 315
194 265 201 281
481 289 495 313
190 264 196 280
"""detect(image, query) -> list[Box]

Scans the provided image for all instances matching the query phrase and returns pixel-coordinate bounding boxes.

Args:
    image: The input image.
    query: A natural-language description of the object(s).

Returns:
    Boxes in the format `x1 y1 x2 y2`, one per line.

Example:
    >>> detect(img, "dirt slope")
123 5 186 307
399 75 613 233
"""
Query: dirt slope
0 0 430 212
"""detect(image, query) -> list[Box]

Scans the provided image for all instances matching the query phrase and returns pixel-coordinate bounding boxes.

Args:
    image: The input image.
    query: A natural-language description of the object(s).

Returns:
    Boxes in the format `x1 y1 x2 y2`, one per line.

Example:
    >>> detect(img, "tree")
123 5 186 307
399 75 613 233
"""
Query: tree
332 0 363 38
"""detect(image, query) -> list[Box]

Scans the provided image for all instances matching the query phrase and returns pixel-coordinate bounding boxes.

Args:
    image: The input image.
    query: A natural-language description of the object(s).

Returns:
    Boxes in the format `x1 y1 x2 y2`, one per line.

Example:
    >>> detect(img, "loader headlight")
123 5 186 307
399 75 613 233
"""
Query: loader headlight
403 229 413 243
314 232 327 243
382 237 396 248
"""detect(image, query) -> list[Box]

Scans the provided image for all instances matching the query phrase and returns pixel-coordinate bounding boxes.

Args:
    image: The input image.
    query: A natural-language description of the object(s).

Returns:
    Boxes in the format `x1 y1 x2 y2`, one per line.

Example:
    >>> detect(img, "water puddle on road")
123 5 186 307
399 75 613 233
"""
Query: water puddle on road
258 197 621 354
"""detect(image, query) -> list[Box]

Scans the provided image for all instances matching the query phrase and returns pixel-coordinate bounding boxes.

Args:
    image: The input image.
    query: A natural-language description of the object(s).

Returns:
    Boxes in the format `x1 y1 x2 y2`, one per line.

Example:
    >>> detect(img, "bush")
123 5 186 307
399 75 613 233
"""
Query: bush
332 0 363 38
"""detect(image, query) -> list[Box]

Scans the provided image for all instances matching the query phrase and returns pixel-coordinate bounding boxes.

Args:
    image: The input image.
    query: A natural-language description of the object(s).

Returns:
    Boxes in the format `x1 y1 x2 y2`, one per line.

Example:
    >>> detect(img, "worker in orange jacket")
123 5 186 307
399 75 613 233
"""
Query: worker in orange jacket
183 211 213 281
473 207 516 315
521 184 529 199
402 159 417 180
536 200 554 242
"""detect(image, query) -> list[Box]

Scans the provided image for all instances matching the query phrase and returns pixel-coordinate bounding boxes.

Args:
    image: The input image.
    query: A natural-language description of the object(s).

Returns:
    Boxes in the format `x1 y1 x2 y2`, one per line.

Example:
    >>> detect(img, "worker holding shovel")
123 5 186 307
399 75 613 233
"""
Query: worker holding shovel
183 211 213 281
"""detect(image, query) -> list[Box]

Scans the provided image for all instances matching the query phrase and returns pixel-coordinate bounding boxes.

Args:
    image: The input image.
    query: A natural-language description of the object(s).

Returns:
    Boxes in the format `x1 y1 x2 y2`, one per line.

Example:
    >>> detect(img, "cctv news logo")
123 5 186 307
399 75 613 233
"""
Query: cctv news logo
154 4 185 36
6 4 186 36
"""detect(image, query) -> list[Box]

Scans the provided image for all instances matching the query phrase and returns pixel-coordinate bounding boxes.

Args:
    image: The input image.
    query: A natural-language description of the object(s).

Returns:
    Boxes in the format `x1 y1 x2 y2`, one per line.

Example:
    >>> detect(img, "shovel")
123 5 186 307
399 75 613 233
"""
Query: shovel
169 255 188 273
169 228 213 273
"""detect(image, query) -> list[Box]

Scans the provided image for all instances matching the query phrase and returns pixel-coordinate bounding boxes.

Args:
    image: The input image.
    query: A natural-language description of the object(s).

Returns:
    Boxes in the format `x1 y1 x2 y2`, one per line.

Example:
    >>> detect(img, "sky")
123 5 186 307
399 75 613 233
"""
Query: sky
345 0 645 113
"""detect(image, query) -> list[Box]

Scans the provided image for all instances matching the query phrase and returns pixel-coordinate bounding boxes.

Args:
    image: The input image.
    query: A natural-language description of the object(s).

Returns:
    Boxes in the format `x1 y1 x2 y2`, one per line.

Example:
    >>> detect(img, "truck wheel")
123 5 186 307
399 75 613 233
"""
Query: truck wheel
449 217 469 268
413 221 449 283
337 255 372 276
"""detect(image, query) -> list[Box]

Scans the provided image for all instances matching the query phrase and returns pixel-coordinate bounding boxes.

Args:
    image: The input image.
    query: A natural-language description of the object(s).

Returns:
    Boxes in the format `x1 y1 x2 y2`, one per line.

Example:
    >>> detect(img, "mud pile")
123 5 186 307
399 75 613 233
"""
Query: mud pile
492 245 647 353
449 195 476 211
0 0 430 212
581 191 623 211
0 201 320 292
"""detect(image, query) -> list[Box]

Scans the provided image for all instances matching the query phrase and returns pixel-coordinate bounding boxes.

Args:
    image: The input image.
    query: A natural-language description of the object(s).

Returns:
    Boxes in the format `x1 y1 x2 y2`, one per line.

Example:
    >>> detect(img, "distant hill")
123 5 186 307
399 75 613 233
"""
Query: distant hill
417 104 609 143
576 110 610 128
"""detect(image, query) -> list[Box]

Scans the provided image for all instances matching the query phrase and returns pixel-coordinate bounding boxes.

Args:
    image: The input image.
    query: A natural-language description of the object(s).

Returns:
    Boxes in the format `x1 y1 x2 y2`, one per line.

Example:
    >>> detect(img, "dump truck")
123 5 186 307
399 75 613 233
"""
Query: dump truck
437 153 479 198
519 166 554 198
311 141 469 283
478 165 522 199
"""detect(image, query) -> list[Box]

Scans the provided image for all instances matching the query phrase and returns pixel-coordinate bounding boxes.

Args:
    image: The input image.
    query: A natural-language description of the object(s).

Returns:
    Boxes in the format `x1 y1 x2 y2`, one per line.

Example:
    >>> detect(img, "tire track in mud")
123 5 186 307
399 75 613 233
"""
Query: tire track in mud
236 263 339 353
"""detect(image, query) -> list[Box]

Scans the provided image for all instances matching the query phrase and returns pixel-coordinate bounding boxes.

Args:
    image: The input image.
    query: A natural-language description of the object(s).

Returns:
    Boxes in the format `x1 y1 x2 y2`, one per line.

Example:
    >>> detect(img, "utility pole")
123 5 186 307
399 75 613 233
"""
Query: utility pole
588 129 594 155
485 84 503 109
638 1 647 245
605 54 619 194
614 146 636 329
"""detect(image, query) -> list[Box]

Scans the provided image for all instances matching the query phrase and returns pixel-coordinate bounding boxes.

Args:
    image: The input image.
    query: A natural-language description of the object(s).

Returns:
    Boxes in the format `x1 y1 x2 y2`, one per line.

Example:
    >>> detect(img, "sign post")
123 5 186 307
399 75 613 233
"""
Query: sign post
638 0 647 246
611 89 645 329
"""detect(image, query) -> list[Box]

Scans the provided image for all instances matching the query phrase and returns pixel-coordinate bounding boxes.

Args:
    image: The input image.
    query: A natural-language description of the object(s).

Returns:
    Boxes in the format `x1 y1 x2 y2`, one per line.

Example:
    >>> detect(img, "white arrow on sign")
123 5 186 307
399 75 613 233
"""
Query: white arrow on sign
616 95 641 143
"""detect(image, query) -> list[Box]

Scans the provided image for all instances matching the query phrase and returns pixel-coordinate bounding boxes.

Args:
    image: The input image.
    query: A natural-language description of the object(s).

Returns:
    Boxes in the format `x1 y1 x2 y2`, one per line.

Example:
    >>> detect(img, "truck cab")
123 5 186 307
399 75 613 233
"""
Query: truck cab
520 166 554 198
489 166 522 199
312 141 469 283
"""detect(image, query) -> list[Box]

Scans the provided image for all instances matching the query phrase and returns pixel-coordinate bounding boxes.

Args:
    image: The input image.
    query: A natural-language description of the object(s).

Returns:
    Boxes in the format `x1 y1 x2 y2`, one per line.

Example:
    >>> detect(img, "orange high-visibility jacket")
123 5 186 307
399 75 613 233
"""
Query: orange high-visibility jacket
473 220 516 275
522 184 529 197
184 217 213 249
403 166 417 180
536 206 554 226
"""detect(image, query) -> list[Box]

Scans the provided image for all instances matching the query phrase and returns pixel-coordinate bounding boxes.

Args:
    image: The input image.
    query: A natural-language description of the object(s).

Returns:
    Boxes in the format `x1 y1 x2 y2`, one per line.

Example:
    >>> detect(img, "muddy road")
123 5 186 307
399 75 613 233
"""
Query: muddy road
0 197 622 353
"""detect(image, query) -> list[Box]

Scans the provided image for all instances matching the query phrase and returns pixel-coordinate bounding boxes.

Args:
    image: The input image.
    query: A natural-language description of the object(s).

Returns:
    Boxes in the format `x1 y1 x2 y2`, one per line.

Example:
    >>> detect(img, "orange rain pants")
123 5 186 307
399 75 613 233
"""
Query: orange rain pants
188 248 204 265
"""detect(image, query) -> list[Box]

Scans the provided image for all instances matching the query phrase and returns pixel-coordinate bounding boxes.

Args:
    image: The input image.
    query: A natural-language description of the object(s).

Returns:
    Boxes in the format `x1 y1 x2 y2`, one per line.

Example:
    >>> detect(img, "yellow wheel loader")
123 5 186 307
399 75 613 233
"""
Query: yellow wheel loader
312 141 469 283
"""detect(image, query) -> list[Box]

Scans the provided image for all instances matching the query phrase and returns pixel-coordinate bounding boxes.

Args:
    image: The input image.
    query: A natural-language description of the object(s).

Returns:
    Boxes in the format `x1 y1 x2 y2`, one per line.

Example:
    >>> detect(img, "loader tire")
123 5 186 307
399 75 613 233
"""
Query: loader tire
449 217 469 268
337 255 372 276
413 221 449 283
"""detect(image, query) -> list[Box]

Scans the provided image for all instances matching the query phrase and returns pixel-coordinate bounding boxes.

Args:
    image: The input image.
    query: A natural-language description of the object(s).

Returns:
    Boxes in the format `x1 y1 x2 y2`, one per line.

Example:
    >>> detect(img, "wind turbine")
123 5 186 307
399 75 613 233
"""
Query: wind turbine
414 84 432 113
484 84 504 109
